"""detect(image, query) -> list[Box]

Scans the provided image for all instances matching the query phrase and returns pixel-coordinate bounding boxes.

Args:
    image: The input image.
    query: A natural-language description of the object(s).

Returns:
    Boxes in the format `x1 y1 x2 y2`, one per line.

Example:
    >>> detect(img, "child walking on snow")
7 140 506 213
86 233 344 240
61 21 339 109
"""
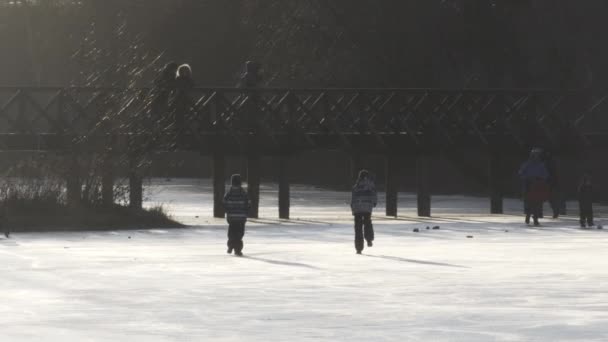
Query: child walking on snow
526 177 550 226
223 174 250 256
351 170 377 254
578 174 594 228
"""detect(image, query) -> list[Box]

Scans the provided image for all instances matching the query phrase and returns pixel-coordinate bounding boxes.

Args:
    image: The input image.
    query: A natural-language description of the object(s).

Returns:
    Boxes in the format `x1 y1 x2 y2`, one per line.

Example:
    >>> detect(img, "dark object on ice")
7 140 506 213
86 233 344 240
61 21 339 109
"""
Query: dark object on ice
195 216 199 218
467 235 474 238
357 250 362 255
413 228 420 233
432 226 440 230
367 241 373 247
128 236 131 239
227 247 233 254
597 225 603 230
504 230 509 233
235 251 244 257
4 230 9 238
426 226 430 230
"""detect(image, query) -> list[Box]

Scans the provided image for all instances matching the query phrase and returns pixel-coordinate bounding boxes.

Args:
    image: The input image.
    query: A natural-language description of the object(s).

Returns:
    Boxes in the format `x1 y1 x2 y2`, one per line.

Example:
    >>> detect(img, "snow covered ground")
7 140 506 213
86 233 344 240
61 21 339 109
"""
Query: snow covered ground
1 179 607 341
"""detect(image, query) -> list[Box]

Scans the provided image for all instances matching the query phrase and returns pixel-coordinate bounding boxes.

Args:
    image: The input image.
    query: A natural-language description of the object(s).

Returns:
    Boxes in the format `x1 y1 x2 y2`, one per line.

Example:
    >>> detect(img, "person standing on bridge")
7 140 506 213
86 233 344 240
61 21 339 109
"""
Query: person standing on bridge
224 174 250 257
150 62 178 134
238 61 262 88
518 148 549 226
173 64 194 144
351 170 377 254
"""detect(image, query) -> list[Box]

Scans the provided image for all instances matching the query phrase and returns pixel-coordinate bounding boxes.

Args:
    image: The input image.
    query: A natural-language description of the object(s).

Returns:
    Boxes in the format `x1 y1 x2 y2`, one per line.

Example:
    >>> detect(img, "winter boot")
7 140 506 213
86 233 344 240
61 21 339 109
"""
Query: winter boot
525 215 531 225
367 241 373 248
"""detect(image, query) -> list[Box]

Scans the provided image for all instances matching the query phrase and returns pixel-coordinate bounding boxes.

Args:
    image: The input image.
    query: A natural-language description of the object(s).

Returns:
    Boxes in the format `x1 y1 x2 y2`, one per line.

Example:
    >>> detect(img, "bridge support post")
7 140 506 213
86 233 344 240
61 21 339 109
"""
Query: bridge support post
102 155 114 207
416 155 431 217
489 153 504 214
213 154 226 218
385 155 399 217
349 154 361 188
278 156 290 220
66 156 81 209
247 155 261 219
128 157 143 209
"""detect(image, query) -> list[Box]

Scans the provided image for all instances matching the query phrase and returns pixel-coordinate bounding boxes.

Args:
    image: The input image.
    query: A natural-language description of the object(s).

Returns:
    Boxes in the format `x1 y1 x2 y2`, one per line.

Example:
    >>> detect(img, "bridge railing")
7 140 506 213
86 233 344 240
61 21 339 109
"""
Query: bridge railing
0 87 606 151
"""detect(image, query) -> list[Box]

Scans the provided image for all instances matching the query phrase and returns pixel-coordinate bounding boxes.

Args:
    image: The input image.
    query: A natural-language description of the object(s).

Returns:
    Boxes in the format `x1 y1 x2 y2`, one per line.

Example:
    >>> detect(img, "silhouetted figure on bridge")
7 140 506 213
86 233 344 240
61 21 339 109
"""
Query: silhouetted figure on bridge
578 174 594 228
351 170 377 254
519 148 549 226
224 174 250 257
150 62 178 132
238 61 262 88
173 64 194 144
237 61 262 130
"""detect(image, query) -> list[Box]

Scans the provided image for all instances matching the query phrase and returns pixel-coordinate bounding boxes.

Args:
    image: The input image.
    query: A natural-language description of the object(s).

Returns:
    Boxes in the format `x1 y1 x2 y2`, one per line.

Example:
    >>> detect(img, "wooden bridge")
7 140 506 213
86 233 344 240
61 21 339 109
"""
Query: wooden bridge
1 86 607 219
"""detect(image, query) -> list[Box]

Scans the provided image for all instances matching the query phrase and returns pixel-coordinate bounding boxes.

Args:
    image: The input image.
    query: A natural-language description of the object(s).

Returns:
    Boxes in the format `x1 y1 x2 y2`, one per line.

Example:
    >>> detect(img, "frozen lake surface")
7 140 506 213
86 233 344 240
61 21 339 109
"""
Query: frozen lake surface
1 179 607 341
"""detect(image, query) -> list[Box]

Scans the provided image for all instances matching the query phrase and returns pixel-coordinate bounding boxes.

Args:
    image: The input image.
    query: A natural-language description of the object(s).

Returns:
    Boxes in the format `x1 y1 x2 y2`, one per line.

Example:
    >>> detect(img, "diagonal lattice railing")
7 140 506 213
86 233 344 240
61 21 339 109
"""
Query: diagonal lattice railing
0 86 606 153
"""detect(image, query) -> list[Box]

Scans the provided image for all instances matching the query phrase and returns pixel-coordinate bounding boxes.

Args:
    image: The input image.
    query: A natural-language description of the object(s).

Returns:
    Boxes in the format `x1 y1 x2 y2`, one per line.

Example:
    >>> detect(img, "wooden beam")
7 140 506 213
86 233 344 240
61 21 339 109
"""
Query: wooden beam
247 155 261 219
416 155 431 217
128 156 143 209
213 153 226 218
102 154 114 207
385 155 399 217
66 155 81 209
488 153 504 214
278 155 290 219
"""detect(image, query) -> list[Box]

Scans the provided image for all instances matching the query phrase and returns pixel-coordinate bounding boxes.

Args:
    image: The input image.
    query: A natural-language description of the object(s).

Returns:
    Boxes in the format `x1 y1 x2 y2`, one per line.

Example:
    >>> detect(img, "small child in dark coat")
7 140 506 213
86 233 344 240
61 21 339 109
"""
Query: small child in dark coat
223 174 250 256
578 174 594 228
526 177 550 226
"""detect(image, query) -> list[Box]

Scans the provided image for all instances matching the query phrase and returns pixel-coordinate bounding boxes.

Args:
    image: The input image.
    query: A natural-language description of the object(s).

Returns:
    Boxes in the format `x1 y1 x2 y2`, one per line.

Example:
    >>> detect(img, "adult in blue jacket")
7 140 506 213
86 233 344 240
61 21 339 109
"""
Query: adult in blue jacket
223 174 250 256
518 148 549 224
350 170 378 254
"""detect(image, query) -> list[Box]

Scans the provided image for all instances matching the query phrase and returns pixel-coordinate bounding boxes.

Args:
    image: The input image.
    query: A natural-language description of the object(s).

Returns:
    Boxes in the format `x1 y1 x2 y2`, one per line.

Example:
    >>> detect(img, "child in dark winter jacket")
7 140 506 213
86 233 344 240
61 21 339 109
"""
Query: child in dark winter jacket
519 148 549 225
578 174 594 228
223 174 250 256
526 177 550 226
350 170 378 254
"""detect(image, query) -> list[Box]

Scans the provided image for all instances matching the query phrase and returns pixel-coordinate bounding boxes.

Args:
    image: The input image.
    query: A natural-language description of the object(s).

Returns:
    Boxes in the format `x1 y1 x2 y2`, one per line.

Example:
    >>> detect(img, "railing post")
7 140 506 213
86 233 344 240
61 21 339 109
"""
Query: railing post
102 155 114 207
129 156 143 209
350 153 361 187
213 153 226 218
416 154 431 217
247 155 261 219
489 152 504 214
278 155 290 220
66 155 81 209
385 155 399 217
102 134 115 208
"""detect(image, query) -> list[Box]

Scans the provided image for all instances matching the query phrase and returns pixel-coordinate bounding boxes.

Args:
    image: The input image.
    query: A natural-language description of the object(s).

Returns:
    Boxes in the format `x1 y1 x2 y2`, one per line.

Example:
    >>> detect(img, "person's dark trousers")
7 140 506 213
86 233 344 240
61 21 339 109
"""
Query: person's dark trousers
526 201 542 225
227 220 246 253
579 202 594 227
354 213 374 252
549 188 561 218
